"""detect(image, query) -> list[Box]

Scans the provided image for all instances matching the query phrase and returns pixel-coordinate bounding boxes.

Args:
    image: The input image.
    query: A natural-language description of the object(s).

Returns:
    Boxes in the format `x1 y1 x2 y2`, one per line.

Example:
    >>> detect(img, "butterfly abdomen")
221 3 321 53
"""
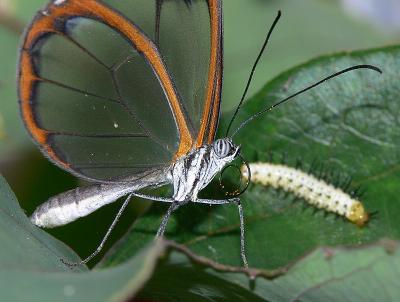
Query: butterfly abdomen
30 183 134 228
242 162 368 226
30 169 170 228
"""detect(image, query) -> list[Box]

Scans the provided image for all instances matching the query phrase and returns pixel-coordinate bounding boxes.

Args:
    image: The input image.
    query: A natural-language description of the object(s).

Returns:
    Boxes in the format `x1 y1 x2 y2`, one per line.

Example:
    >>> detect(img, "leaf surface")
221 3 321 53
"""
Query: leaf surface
101 46 400 301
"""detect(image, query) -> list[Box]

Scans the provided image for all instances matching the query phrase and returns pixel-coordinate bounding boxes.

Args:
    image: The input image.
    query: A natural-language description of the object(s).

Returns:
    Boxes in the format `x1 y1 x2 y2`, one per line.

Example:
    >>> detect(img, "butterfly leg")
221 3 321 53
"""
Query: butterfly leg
195 198 248 268
62 193 134 267
156 202 181 237
236 200 248 268
193 197 240 205
131 192 240 205
131 193 249 267
130 192 174 203
130 192 181 237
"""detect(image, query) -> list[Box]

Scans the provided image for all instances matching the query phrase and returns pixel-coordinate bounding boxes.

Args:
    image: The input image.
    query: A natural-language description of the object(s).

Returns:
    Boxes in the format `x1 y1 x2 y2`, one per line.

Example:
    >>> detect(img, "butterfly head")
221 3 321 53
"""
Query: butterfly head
212 138 251 198
212 138 241 163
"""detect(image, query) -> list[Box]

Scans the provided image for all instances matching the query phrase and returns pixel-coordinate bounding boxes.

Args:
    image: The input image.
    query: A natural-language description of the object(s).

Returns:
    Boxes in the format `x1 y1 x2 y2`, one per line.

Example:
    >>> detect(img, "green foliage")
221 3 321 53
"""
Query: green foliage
1 45 399 301
103 46 400 270
0 175 171 301
1 0 398 263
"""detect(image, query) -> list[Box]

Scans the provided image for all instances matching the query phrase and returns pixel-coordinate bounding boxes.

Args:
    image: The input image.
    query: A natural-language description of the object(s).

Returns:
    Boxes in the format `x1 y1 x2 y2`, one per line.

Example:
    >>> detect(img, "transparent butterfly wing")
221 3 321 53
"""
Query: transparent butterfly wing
18 0 223 182
101 0 223 144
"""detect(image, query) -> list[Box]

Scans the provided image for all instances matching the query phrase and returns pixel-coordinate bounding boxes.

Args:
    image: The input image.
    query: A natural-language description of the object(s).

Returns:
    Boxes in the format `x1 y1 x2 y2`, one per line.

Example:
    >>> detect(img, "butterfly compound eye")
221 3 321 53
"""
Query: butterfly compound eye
214 139 231 158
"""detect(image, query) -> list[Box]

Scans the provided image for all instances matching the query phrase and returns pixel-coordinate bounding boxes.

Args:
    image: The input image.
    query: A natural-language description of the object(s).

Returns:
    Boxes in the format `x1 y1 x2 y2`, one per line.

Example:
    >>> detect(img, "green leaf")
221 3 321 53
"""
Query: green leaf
0 175 83 271
0 175 175 301
136 240 400 302
100 45 400 300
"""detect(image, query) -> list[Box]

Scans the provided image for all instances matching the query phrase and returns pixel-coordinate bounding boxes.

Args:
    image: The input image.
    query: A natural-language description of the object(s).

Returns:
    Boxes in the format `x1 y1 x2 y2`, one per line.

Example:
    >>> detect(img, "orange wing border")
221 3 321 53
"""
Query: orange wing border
196 0 223 146
18 0 195 175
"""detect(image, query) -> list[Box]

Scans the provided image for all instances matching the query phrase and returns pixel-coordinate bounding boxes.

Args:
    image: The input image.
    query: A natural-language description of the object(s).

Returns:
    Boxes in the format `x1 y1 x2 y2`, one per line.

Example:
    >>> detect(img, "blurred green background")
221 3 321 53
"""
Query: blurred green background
0 0 399 262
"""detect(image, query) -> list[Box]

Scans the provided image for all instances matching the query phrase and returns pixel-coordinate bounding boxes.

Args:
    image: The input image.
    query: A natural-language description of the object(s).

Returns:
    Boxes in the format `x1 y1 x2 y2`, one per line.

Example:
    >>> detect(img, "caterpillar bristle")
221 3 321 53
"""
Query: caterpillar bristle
308 159 318 174
253 150 260 162
351 186 361 198
291 197 301 204
282 190 292 200
317 163 326 180
330 170 340 186
295 157 303 169
368 210 379 222
322 210 330 218
310 207 319 216
356 187 367 198
341 176 353 193
268 151 274 163
281 152 288 165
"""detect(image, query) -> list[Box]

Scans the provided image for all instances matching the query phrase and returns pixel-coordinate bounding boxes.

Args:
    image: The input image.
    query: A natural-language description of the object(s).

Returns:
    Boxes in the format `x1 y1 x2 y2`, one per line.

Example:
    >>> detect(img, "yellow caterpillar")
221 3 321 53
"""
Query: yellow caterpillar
241 162 368 226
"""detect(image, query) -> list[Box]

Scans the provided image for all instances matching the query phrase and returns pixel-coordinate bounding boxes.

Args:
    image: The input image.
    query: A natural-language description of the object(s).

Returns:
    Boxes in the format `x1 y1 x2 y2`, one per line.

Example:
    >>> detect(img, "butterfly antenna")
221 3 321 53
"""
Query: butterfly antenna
225 10 282 137
230 64 382 138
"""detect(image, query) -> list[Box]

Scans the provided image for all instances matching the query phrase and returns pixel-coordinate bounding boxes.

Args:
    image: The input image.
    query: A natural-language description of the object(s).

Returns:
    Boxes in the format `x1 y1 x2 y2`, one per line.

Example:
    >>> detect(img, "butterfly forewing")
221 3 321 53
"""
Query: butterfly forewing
102 0 222 143
19 0 222 182
156 0 211 134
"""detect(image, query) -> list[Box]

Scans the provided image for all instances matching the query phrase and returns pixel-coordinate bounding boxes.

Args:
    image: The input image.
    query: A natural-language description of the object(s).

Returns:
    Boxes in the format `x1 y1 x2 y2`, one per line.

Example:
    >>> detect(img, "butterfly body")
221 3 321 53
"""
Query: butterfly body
21 0 226 229
30 138 239 228
171 139 239 203
30 167 169 228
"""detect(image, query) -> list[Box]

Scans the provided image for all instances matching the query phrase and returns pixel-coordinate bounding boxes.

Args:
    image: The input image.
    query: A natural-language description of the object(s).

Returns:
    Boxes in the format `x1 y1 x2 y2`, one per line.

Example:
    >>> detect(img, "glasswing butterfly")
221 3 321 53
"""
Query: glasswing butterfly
18 0 380 267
